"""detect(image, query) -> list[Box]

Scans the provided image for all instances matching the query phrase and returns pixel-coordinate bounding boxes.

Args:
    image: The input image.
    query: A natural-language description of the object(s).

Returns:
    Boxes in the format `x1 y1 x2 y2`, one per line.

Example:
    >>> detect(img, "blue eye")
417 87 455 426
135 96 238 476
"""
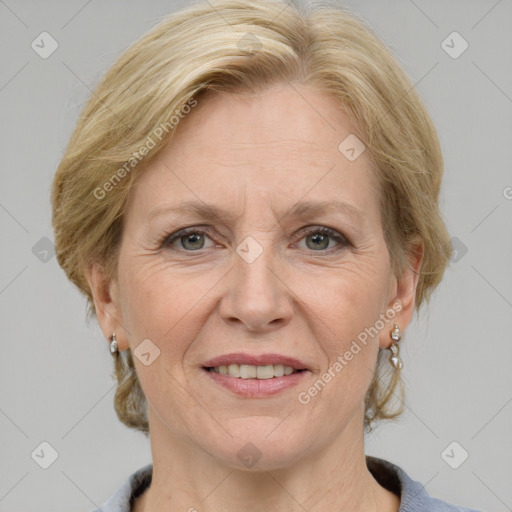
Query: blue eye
297 227 349 251
162 227 216 251
161 226 350 253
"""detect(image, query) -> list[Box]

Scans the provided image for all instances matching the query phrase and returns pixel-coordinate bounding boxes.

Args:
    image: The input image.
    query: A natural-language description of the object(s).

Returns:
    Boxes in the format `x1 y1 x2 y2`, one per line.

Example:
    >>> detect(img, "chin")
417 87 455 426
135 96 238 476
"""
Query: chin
204 420 314 471
220 444 306 472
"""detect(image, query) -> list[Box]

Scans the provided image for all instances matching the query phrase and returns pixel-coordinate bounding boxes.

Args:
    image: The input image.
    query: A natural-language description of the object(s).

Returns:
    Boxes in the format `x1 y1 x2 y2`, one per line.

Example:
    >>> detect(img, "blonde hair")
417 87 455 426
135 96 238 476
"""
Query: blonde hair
51 0 451 434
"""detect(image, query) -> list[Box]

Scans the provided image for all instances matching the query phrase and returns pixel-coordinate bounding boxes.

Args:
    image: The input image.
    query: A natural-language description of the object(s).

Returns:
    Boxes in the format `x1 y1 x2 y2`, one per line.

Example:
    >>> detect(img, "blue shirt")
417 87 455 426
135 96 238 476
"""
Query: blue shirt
91 456 482 512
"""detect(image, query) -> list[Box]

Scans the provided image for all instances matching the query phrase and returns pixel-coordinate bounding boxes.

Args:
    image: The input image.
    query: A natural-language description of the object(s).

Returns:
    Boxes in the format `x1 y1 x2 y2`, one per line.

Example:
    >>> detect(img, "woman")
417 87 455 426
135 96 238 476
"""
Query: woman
51 0 482 510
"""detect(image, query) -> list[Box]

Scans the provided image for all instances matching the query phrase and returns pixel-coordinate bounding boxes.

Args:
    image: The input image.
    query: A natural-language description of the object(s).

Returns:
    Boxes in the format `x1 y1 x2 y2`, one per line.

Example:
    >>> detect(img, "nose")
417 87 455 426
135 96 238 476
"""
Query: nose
219 240 294 334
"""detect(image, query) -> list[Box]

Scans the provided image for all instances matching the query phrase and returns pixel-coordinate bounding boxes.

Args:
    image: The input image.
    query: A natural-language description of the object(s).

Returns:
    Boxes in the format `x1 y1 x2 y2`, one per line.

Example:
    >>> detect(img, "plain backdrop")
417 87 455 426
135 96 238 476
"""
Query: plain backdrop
0 0 511 511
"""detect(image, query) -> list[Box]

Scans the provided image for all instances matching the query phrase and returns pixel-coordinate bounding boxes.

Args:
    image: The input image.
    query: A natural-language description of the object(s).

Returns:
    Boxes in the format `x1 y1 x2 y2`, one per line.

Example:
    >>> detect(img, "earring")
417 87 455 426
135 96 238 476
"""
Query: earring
109 333 119 354
388 324 403 369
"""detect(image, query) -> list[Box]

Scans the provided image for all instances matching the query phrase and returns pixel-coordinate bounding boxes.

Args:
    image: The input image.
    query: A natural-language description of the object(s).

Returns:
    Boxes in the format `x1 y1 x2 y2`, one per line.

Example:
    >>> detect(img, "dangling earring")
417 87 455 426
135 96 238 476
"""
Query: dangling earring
388 324 403 369
109 333 119 354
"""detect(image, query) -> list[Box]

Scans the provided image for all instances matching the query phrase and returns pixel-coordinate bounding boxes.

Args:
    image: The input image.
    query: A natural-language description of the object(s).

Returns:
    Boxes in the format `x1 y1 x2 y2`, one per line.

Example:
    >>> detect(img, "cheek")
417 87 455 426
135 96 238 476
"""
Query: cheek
304 257 390 397
116 262 210 420
118 254 181 326
312 256 391 335
117 257 220 364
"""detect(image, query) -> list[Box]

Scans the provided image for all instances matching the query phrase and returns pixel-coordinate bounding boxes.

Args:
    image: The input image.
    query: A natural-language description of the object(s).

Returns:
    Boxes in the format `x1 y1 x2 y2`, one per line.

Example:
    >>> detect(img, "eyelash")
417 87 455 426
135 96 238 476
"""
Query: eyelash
160 225 351 254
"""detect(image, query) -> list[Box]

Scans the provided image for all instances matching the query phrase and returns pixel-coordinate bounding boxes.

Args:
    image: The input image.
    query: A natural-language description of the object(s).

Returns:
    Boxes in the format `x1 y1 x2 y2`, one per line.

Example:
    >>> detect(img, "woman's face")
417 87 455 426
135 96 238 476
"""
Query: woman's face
92 83 417 469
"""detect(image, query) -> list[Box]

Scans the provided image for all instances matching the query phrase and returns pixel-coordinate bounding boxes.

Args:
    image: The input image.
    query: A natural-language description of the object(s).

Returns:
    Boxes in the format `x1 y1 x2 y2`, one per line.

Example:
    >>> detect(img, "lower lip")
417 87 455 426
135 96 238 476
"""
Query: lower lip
202 368 309 397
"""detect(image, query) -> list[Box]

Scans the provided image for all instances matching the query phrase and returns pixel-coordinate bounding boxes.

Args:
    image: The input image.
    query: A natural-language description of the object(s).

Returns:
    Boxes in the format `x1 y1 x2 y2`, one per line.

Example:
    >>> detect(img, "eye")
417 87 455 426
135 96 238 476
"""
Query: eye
160 225 351 253
294 226 350 252
161 226 217 251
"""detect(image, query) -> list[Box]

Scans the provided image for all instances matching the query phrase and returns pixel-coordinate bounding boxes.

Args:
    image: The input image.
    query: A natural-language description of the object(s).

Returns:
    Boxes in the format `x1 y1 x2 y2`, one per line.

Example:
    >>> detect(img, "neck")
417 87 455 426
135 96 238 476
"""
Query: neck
134 409 400 512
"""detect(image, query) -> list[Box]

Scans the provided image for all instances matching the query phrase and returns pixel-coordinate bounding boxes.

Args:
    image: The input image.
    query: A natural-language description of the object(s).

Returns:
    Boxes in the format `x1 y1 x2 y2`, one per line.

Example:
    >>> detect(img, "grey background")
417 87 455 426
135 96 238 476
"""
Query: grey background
0 0 511 511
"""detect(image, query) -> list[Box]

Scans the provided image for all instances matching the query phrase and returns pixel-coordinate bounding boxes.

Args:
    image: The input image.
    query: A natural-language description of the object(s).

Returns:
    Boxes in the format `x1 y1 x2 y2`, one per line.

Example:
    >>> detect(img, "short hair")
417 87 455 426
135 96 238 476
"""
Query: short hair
51 0 451 435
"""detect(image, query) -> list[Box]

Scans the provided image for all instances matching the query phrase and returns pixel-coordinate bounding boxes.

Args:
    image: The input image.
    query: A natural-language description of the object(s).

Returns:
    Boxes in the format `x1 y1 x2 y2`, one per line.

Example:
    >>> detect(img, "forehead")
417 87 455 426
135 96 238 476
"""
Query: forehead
171 84 361 160
125 83 379 223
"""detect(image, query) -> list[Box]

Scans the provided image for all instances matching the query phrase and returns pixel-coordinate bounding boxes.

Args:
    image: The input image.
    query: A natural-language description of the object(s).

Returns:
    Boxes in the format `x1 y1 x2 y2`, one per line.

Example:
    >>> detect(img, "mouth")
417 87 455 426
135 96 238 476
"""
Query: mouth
201 352 309 378
200 353 310 397
204 364 305 379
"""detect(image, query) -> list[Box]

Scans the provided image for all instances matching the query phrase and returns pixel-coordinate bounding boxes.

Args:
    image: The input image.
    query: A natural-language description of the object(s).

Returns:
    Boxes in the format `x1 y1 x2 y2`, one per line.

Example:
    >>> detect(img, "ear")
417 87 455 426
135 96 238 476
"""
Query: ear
379 239 424 349
85 261 129 351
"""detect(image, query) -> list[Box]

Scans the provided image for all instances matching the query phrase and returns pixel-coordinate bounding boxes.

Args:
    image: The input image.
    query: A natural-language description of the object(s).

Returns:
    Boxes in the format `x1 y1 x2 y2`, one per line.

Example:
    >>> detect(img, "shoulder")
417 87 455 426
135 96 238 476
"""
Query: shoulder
366 456 483 512
89 464 153 512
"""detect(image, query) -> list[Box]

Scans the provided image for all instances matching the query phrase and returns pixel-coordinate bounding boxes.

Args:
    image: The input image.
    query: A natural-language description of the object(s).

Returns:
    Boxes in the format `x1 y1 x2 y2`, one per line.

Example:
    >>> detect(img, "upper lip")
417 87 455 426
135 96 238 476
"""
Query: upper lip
202 352 309 370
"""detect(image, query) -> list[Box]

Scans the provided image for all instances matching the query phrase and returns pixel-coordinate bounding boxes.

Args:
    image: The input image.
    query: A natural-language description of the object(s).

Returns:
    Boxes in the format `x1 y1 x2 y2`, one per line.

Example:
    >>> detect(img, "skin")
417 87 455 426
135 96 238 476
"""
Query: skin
87 83 422 512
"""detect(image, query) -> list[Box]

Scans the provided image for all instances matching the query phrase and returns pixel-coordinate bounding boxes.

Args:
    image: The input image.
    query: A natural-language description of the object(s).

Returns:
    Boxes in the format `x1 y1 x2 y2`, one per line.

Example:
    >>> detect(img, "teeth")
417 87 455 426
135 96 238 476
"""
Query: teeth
256 365 274 379
240 364 257 378
273 364 285 377
228 364 240 377
210 364 299 379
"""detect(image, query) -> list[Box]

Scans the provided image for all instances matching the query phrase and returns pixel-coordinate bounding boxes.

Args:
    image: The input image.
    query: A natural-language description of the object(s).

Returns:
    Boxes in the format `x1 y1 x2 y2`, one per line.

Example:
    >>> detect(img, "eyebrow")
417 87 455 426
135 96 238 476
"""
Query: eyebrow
146 199 367 225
